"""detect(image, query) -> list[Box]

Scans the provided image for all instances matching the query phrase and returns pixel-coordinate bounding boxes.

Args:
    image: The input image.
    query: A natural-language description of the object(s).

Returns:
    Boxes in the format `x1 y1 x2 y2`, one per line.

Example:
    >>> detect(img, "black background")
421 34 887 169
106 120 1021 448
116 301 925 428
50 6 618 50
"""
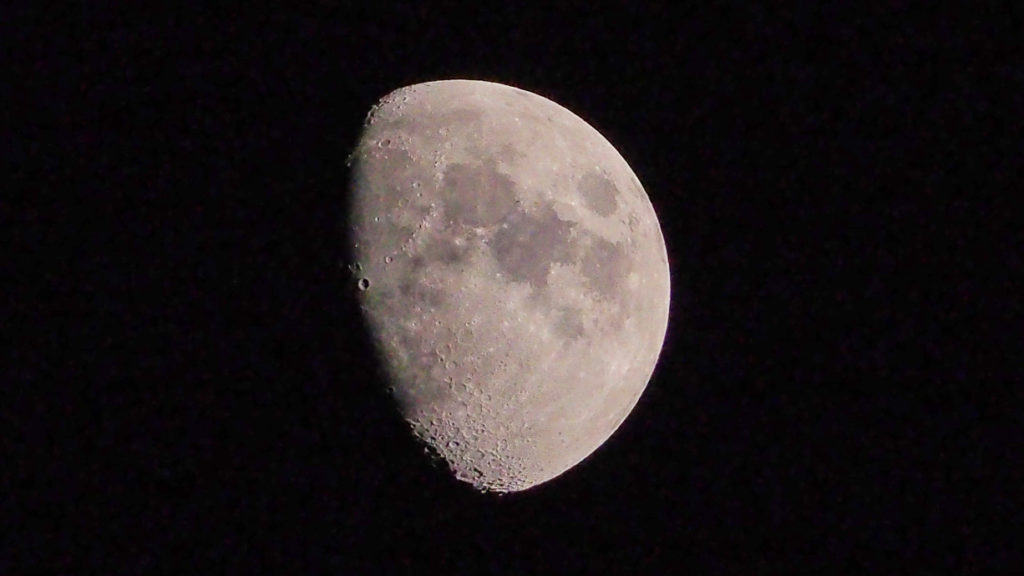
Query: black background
7 3 1021 573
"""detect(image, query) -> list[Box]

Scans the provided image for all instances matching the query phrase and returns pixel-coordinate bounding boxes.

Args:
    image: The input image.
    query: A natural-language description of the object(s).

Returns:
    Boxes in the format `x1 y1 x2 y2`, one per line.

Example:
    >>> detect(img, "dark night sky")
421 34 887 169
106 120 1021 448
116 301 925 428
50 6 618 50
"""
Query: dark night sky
8 3 1021 573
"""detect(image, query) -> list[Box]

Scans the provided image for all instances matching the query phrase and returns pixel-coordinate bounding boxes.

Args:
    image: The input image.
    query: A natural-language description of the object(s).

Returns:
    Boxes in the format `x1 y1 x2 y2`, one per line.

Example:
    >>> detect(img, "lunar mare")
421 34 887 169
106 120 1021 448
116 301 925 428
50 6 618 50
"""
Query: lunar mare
346 80 670 492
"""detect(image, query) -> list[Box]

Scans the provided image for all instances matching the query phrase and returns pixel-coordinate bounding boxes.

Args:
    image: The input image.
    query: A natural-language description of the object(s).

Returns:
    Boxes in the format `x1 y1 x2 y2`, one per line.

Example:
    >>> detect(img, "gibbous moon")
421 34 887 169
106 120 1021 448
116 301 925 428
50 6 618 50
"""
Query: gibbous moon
346 80 670 492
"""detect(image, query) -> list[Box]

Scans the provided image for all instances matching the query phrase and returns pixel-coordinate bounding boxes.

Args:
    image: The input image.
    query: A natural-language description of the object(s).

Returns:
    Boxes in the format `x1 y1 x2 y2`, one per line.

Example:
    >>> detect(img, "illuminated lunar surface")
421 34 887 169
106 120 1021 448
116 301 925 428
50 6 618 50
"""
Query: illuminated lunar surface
346 79 670 492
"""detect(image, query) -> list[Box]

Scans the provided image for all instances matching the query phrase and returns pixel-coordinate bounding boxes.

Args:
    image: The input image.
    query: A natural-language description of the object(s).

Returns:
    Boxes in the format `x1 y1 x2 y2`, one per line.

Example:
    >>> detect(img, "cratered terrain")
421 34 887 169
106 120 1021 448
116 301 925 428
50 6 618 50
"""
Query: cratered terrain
346 79 670 493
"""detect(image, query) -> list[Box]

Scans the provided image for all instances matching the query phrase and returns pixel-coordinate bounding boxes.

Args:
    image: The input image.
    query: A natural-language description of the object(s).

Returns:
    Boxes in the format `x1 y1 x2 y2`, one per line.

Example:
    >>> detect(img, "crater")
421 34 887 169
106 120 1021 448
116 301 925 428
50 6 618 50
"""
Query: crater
490 205 575 289
578 171 619 217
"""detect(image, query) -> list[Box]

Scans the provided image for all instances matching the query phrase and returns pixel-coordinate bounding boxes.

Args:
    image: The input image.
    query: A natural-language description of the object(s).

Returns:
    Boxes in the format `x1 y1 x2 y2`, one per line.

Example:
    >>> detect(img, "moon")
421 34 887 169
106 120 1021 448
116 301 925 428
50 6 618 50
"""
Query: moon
345 80 670 492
